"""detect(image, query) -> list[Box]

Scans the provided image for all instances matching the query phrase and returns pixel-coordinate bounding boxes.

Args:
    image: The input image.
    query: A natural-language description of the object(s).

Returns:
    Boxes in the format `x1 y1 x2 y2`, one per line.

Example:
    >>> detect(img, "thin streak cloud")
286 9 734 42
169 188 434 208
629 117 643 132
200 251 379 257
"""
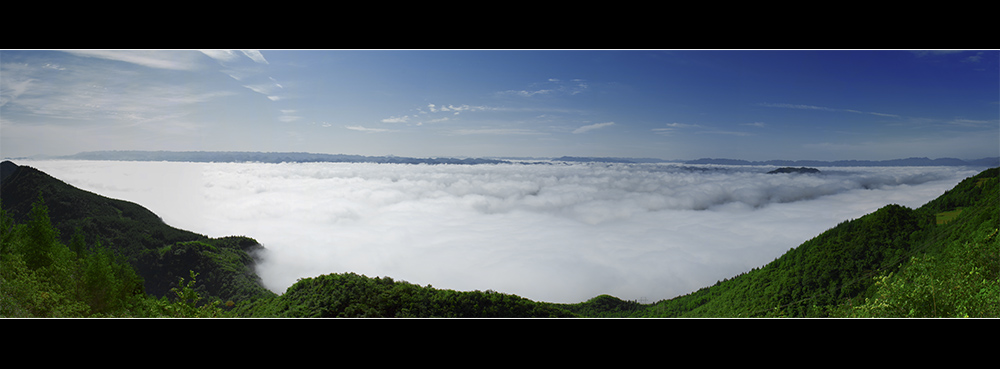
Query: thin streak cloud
199 49 269 65
451 128 545 135
948 118 997 127
240 50 269 65
497 78 590 98
382 116 410 123
346 125 396 133
759 103 901 118
573 122 615 134
64 50 205 71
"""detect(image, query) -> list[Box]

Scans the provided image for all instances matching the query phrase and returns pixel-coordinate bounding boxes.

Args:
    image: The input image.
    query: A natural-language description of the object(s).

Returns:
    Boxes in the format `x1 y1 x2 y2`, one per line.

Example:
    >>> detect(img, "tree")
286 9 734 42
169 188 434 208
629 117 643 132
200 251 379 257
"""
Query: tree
152 271 229 318
68 228 86 259
23 193 60 270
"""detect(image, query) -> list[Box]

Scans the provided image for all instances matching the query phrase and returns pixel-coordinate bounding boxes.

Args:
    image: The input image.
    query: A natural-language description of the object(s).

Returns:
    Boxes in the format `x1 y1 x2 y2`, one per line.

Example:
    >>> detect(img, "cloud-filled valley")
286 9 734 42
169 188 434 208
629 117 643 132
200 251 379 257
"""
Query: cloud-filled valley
17 159 985 303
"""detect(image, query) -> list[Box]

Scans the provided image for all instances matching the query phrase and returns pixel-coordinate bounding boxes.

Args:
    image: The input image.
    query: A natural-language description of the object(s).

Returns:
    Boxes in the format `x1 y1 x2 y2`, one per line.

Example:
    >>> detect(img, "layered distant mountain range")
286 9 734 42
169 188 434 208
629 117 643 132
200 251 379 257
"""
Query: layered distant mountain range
8 150 999 167
683 156 1000 167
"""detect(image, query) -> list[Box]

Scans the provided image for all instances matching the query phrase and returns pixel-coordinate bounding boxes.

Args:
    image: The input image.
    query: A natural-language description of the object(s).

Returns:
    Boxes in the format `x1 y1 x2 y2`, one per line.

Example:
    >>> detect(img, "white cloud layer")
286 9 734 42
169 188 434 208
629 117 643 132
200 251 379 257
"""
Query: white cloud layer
16 160 984 303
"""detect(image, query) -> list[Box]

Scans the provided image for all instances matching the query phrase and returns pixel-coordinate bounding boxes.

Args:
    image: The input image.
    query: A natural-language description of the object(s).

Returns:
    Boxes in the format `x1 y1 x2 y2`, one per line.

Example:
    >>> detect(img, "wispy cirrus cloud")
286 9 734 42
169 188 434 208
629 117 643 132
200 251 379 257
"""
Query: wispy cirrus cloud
199 50 269 65
759 103 901 118
1 57 232 125
345 125 396 133
652 122 701 136
948 118 997 127
497 78 589 98
0 50 278 154
698 129 754 137
197 50 286 102
502 88 553 97
279 109 301 123
381 116 410 123
64 50 206 71
450 127 545 136
238 50 269 65
375 104 511 132
0 65 36 108
242 81 284 101
653 122 755 137
572 122 615 134
426 103 496 114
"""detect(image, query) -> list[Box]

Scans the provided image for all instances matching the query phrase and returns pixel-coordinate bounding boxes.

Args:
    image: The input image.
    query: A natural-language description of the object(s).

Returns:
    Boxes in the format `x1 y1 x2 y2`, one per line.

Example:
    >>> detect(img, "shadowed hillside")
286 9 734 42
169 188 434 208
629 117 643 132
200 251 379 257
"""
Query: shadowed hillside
0 161 273 305
0 161 575 317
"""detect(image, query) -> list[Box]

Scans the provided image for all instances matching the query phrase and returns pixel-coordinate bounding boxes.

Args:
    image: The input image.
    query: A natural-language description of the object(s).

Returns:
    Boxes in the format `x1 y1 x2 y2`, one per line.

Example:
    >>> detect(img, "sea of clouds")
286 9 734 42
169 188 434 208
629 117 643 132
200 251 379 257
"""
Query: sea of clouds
15 159 985 303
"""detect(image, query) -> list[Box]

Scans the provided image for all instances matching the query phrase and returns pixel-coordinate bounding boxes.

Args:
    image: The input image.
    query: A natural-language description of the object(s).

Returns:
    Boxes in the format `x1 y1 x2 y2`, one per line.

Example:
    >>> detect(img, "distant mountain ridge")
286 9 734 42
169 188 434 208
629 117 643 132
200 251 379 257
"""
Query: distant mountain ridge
52 150 510 165
767 167 821 174
685 156 1000 167
29 150 1000 167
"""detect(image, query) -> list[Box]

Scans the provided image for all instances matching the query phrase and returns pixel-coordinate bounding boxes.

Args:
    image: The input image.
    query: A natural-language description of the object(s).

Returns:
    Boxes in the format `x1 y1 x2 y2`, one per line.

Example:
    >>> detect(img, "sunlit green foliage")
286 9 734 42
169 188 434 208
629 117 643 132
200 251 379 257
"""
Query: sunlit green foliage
141 271 231 318
936 208 963 225
831 171 999 318
1 196 145 317
831 227 999 318
132 237 274 304
235 272 577 318
0 196 228 317
603 167 999 318
557 294 644 317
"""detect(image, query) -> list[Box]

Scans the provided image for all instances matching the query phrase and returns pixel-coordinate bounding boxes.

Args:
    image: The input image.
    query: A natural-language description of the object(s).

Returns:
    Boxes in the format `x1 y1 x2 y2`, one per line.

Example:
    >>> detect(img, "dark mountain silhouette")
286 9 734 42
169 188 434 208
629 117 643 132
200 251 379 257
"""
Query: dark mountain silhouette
767 167 821 174
0 160 273 303
0 160 17 182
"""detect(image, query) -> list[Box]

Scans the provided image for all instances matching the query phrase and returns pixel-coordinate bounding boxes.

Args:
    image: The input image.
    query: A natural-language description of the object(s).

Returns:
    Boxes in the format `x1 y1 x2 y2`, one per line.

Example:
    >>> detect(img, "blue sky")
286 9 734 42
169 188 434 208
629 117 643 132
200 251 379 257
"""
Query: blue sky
2 49 997 161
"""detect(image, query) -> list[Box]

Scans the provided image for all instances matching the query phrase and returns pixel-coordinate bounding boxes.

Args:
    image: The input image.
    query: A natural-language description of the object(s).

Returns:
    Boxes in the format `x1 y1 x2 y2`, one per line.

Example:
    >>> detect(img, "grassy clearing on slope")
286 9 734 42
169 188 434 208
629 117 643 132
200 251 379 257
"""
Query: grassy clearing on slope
936 208 963 225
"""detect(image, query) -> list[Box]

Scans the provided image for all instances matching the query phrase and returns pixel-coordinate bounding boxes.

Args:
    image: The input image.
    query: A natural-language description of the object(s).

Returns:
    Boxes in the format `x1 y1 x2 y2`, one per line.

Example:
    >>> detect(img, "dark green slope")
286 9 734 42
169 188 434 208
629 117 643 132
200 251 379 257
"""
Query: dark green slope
234 272 577 318
1 163 203 254
558 294 645 317
0 161 274 304
612 167 999 318
1 161 571 317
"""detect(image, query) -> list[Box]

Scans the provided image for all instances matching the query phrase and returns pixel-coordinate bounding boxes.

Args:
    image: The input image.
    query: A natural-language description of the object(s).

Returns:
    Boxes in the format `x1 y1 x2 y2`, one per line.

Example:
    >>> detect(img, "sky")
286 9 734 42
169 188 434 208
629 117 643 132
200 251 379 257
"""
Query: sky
2 49 999 161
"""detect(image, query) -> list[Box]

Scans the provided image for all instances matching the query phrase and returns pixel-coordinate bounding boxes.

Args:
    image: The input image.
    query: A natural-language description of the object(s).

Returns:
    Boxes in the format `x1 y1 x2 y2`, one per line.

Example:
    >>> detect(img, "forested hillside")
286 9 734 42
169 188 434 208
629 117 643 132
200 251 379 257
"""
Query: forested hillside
0 161 273 306
1 193 234 317
233 272 576 318
559 167 999 318
0 161 576 317
2 160 996 318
